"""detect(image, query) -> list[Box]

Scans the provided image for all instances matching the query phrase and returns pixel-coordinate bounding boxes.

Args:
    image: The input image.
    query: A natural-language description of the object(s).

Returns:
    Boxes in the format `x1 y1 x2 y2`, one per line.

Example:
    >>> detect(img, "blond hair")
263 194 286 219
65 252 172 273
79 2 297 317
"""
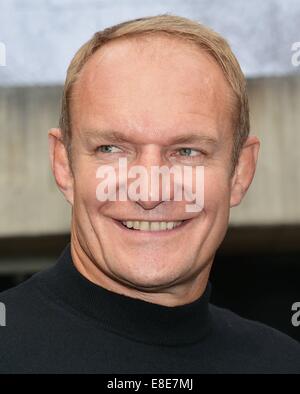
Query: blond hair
59 14 249 168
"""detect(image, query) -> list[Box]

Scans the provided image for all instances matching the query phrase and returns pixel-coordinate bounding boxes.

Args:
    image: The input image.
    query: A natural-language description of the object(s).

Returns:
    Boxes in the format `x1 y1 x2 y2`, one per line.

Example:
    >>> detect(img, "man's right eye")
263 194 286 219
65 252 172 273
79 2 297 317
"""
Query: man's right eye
97 145 122 154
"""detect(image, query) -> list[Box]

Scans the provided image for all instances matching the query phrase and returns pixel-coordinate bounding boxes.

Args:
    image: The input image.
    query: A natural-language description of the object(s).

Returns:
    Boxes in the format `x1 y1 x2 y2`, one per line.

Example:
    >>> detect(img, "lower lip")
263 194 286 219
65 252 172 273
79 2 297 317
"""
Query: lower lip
112 218 193 237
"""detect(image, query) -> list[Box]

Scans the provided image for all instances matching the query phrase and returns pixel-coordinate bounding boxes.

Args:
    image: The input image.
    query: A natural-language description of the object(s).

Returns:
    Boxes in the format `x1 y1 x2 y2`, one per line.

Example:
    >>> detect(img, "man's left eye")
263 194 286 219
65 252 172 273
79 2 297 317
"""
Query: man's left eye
178 148 200 157
97 145 122 154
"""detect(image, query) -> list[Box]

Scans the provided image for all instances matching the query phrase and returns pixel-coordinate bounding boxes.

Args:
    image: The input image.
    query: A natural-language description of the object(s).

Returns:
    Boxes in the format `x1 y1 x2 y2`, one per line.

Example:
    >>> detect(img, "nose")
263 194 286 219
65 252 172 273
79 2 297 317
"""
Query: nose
127 147 175 209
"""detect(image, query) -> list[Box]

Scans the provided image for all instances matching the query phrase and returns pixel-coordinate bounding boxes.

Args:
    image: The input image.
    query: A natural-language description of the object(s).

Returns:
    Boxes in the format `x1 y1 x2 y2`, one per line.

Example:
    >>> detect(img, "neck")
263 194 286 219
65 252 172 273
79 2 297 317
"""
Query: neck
44 243 213 346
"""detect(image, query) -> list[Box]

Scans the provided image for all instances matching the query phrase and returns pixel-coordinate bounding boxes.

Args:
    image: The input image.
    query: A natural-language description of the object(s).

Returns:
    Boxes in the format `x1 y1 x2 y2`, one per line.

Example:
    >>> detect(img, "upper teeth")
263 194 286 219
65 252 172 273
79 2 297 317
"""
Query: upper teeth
122 221 183 231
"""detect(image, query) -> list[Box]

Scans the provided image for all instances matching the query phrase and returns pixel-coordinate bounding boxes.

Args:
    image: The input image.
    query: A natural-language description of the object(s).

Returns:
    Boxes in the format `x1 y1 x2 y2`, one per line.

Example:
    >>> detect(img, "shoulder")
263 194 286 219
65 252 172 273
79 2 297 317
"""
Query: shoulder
209 303 300 373
0 271 52 330
0 271 44 307
0 270 69 373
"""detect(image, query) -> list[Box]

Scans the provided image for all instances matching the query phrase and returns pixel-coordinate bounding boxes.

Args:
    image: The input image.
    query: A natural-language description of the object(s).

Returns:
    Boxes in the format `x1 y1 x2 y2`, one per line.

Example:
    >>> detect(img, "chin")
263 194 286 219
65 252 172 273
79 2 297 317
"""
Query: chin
110 256 192 291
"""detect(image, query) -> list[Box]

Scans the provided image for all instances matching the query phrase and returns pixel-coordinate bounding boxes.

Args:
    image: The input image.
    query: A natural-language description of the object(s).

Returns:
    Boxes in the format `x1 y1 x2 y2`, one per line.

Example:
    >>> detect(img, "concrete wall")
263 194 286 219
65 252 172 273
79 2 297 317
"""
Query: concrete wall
0 86 71 236
0 75 300 236
231 76 300 225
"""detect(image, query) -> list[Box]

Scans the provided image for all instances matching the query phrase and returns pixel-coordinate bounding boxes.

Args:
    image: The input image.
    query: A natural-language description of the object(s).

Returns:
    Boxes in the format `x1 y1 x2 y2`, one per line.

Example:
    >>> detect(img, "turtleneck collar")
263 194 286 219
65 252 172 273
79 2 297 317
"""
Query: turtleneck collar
40 244 212 346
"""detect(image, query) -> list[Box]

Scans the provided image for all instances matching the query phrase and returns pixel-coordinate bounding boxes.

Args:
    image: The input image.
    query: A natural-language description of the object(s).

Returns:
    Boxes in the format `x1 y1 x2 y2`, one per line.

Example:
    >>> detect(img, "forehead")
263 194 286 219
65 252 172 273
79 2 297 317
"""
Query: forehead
70 34 235 143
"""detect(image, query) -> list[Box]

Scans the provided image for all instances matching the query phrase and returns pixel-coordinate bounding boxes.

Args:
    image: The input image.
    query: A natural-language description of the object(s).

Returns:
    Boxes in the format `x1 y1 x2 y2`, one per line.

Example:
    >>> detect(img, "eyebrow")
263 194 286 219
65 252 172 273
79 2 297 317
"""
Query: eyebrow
82 129 219 146
170 133 218 146
83 129 133 144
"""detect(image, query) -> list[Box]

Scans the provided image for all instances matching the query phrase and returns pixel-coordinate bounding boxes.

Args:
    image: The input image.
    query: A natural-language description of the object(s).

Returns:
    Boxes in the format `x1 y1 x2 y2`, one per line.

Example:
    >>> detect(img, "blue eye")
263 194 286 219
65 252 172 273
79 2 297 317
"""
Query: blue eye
178 148 199 157
97 145 122 153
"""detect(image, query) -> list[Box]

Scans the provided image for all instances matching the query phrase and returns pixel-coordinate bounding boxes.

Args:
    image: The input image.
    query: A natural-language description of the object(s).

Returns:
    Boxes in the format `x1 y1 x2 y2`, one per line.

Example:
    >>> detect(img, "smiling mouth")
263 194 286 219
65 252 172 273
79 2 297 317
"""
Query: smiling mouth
117 220 188 232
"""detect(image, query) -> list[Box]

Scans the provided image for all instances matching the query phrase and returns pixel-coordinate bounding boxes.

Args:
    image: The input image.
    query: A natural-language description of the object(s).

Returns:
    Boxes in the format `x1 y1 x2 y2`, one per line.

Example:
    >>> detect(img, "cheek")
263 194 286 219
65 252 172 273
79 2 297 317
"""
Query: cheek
204 168 231 212
74 165 105 213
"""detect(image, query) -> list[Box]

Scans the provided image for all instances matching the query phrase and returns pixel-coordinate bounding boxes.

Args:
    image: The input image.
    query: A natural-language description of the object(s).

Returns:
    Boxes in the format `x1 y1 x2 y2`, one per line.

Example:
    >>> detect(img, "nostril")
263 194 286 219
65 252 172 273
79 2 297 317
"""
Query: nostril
136 200 163 210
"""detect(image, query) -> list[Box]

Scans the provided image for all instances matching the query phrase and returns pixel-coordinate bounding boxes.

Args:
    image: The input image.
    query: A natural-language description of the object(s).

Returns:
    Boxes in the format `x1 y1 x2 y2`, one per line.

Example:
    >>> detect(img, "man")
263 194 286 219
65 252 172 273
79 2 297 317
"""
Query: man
0 14 299 374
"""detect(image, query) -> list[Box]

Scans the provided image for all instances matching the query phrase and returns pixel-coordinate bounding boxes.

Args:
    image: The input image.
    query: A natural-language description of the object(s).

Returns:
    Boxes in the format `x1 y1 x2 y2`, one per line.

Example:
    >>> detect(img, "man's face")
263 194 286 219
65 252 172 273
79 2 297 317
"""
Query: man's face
68 36 235 291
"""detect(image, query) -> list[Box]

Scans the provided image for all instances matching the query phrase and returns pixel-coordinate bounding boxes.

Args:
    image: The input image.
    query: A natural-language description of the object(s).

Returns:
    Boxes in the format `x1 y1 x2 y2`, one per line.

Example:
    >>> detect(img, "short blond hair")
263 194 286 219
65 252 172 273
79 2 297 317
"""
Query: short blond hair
59 14 249 168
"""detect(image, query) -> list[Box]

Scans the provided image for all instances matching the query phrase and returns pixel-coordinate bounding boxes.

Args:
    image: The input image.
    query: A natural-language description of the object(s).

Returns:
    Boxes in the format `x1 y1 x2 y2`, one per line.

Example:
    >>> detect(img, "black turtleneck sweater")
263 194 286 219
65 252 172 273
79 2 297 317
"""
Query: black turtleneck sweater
0 244 299 374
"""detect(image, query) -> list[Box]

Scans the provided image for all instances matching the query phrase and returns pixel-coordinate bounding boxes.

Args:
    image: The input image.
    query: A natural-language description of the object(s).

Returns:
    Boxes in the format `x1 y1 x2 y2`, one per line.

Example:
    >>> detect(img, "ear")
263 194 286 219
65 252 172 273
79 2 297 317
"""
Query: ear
230 136 260 207
48 128 74 205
